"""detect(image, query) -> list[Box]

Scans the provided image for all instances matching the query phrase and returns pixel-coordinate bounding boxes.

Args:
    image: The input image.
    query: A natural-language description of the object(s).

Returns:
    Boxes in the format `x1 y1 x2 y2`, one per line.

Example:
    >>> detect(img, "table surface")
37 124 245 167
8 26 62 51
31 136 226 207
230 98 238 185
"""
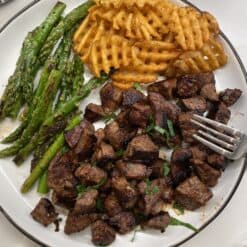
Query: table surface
0 0 247 246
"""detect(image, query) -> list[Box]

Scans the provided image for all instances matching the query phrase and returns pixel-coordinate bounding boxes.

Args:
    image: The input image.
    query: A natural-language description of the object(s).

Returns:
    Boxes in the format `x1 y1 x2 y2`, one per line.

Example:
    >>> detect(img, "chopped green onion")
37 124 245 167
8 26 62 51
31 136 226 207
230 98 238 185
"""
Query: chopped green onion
167 119 175 137
169 217 198 232
133 82 143 92
115 149 124 158
144 178 159 195
131 227 141 242
103 113 117 123
172 202 185 215
163 162 170 176
96 197 104 211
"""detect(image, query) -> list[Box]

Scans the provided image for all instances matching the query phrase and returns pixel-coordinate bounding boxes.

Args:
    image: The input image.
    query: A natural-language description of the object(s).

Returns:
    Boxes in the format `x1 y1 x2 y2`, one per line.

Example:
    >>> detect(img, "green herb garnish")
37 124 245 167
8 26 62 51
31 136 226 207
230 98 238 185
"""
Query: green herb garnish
144 178 159 195
172 202 185 215
96 197 104 211
169 217 198 232
103 112 117 123
167 119 175 137
133 82 143 92
61 146 69 155
163 162 170 176
115 149 124 158
131 227 141 242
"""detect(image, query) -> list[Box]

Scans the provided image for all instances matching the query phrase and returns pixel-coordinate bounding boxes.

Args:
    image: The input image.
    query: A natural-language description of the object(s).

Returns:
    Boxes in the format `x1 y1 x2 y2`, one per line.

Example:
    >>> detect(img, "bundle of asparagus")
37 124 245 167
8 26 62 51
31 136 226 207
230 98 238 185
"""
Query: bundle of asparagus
0 1 109 194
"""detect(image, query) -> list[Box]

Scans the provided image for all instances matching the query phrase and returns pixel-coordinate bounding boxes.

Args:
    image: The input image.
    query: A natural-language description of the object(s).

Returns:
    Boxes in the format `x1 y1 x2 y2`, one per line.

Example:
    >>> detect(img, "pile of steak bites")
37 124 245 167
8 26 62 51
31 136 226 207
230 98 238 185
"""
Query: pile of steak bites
31 72 242 246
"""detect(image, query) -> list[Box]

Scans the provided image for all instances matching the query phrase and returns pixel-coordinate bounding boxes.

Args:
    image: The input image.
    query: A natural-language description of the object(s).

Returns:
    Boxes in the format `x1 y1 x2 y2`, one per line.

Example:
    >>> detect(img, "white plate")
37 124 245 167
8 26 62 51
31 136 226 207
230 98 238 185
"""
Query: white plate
0 0 246 247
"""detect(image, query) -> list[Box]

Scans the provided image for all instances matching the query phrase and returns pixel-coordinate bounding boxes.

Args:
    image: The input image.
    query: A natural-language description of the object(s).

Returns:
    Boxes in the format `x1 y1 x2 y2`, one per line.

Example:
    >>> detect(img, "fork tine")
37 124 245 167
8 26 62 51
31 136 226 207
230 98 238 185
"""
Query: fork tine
193 134 232 158
198 130 237 151
191 119 240 144
193 114 242 137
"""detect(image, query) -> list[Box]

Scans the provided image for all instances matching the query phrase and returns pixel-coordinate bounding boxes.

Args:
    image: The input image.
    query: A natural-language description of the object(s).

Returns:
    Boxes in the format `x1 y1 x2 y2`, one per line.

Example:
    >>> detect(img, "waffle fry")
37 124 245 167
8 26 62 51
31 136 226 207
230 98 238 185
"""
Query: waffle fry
112 70 158 83
169 7 218 51
166 37 228 77
87 35 140 77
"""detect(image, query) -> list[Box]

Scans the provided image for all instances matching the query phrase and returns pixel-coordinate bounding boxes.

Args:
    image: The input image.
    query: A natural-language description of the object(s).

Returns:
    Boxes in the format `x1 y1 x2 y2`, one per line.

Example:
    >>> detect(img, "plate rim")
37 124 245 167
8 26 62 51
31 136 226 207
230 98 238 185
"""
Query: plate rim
0 1 246 247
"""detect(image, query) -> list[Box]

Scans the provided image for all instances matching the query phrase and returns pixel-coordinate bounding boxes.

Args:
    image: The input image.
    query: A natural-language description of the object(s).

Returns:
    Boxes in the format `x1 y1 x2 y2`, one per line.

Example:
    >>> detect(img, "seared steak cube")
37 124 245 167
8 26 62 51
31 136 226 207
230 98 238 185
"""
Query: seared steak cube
47 154 77 198
95 128 105 146
109 212 136 234
177 75 198 98
187 72 215 88
92 141 115 164
191 159 221 187
51 192 75 210
75 163 107 185
104 121 136 150
74 189 98 214
112 176 138 209
115 109 130 127
171 148 192 164
65 213 100 234
190 145 207 161
208 153 226 170
91 220 116 246
149 92 180 123
141 212 171 232
31 198 58 226
116 160 152 180
104 193 122 217
171 162 191 186
122 88 145 106
125 135 159 163
150 159 165 178
148 79 177 100
129 102 152 128
175 176 213 210
100 83 123 112
220 88 242 107
214 102 231 124
181 96 207 114
64 124 83 149
200 83 219 102
84 103 106 122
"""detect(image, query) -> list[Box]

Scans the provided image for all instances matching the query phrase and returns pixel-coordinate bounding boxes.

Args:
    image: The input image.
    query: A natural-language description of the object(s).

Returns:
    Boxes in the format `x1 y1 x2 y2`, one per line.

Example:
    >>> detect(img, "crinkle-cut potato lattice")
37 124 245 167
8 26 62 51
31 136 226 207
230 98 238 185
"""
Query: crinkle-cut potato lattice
166 37 228 77
169 7 219 51
73 0 227 88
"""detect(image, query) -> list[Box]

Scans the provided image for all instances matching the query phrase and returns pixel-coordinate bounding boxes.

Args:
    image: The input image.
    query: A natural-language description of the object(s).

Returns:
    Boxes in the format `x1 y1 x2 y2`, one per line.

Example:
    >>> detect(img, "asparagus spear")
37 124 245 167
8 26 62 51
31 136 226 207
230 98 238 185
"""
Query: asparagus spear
37 170 49 194
1 32 70 144
13 75 108 165
21 114 81 193
0 70 62 158
39 0 94 64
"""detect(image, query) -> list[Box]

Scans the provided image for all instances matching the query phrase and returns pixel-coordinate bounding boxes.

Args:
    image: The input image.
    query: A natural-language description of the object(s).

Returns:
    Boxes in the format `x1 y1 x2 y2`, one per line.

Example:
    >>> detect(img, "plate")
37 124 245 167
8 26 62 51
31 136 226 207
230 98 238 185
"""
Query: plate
0 0 246 247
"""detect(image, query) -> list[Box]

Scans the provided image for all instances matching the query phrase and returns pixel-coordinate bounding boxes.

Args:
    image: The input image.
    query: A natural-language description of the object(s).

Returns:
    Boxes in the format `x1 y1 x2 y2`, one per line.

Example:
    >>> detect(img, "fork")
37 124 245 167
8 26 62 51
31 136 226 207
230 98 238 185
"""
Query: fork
191 114 247 160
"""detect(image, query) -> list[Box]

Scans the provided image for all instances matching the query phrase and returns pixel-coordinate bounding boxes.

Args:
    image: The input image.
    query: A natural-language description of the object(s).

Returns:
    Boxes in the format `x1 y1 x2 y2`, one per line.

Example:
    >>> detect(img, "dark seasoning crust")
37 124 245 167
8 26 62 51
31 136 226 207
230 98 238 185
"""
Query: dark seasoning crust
31 72 243 246
0 1 246 247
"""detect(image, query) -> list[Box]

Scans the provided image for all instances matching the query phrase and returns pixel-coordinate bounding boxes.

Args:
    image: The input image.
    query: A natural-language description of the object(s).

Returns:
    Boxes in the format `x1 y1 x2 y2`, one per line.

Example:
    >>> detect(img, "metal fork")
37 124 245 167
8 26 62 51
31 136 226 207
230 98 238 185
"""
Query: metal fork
191 114 247 160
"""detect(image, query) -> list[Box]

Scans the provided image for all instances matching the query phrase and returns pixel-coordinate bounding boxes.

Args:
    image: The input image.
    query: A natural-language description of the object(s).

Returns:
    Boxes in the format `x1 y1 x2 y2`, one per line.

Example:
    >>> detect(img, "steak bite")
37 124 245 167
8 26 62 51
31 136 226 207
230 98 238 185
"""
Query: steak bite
116 160 152 180
47 154 77 198
178 112 198 143
74 189 98 214
100 83 123 112
207 153 226 170
220 88 242 107
174 176 213 210
104 121 136 150
181 96 207 114
187 72 215 88
177 75 198 98
95 128 106 146
200 83 219 102
150 159 166 178
115 109 130 127
91 220 116 246
75 163 107 185
112 176 138 209
191 159 221 187
190 145 207 161
170 162 191 187
71 120 95 160
109 212 136 234
171 148 192 164
147 79 177 100
128 102 152 128
104 193 122 217
149 92 180 123
65 213 100 235
214 102 231 124
92 141 115 164
64 124 83 149
84 103 106 122
51 192 75 210
31 198 58 226
141 212 171 232
122 88 145 106
125 135 159 163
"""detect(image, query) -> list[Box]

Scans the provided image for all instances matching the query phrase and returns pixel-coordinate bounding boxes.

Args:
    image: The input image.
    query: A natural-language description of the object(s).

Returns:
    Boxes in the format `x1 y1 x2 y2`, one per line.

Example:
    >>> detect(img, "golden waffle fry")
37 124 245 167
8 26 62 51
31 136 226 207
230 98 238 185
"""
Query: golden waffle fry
111 70 158 83
166 37 227 77
112 81 134 90
202 11 220 35
87 35 140 77
169 7 219 51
